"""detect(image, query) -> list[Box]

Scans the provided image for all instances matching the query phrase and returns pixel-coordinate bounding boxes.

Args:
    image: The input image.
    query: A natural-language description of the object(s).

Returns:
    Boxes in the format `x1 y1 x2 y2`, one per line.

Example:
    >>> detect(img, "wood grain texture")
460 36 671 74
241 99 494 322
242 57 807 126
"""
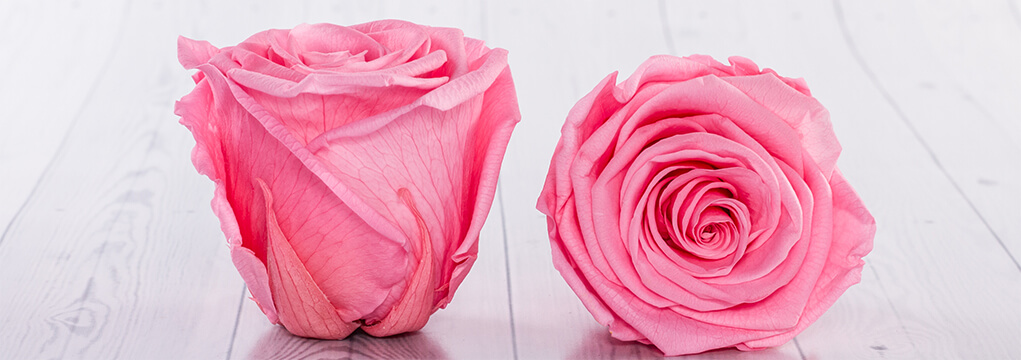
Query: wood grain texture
0 0 1019 359
836 0 1021 268
0 1 245 358
0 0 127 237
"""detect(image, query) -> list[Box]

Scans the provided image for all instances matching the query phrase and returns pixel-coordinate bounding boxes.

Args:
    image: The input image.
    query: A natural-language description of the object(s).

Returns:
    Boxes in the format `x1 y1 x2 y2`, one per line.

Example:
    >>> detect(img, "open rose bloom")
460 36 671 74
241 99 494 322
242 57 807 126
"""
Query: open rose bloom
537 55 875 355
175 21 519 338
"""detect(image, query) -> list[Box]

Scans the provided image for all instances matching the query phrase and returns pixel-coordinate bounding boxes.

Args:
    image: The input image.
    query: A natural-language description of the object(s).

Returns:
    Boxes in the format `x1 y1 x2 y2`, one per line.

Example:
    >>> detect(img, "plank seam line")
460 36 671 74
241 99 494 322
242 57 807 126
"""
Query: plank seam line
2 1 130 353
224 285 248 360
869 263 920 356
58 134 160 357
793 337 807 360
832 0 1021 273
481 5 518 358
53 3 154 357
497 182 519 360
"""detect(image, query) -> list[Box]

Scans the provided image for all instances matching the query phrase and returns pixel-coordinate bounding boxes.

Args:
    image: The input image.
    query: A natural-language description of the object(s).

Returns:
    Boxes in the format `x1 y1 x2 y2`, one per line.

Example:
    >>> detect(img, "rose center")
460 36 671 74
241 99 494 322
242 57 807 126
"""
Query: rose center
699 224 717 242
657 176 745 261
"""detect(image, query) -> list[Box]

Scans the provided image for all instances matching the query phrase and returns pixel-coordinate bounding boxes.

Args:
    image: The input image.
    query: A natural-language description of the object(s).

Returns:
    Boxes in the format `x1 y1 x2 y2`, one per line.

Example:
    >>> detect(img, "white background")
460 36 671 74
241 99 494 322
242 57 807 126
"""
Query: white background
1 0 1019 359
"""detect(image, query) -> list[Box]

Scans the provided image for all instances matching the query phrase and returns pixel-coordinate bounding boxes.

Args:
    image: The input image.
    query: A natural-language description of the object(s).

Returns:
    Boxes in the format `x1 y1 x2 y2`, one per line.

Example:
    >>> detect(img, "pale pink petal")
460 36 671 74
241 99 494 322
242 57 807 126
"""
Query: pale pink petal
306 47 518 310
259 179 360 338
364 189 436 336
421 27 472 78
612 55 716 103
552 74 630 288
182 60 414 323
738 170 875 350
175 75 278 322
228 49 450 97
723 75 840 178
229 70 443 145
230 47 306 83
286 23 385 62
230 246 278 323
443 62 520 306
177 36 220 70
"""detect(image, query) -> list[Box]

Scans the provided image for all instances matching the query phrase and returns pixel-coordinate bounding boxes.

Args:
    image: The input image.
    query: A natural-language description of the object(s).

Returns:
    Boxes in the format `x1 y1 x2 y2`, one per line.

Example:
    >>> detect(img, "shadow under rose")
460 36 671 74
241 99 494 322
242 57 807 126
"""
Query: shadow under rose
566 329 664 360
350 329 448 360
682 346 803 360
244 326 447 360
568 329 803 360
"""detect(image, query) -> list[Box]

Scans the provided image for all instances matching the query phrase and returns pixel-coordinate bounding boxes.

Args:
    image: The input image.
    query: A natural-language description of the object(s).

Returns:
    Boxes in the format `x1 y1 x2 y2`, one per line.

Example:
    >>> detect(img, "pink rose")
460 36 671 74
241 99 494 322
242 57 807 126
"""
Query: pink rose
537 55 875 355
175 21 519 338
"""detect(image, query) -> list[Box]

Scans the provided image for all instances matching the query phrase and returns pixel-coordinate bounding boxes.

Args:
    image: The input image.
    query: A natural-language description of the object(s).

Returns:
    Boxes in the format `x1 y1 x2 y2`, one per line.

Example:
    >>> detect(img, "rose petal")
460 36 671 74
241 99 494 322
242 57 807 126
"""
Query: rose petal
177 36 220 70
443 62 520 306
738 170 875 350
176 75 279 323
364 189 436 336
180 60 416 323
615 133 773 310
301 48 510 144
301 46 517 308
259 179 360 339
724 75 840 178
287 23 385 62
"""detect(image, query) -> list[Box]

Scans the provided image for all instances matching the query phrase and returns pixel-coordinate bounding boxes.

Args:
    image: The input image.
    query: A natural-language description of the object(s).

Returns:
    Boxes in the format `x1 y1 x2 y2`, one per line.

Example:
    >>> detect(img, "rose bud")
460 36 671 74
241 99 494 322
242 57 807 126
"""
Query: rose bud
175 21 519 338
537 55 875 355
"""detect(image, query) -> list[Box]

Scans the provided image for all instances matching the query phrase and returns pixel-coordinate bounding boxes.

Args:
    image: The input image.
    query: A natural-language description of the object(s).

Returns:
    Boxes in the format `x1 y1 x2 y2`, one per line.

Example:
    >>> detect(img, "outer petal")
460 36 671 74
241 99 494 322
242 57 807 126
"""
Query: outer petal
178 36 219 70
444 58 521 307
306 47 518 311
537 71 626 338
175 78 278 323
285 23 386 62
612 55 716 103
364 189 436 336
738 170 875 350
182 58 413 323
723 75 840 178
259 179 360 339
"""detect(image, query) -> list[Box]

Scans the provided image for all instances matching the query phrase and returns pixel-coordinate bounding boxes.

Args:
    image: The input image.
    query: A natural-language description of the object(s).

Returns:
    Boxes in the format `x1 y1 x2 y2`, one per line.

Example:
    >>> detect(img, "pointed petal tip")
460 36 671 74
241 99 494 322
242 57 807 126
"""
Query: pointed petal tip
178 36 220 69
259 179 360 339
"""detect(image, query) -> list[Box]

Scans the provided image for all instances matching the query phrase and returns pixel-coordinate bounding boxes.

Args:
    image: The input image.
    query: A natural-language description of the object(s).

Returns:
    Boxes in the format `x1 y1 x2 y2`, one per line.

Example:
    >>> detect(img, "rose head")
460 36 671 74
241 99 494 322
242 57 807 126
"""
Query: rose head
537 55 875 355
175 21 519 338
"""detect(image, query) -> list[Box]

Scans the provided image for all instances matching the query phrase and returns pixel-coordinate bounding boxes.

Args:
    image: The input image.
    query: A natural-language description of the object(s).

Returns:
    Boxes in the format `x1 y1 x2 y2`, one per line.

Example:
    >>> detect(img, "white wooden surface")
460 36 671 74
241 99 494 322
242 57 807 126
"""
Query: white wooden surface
1 1 1019 359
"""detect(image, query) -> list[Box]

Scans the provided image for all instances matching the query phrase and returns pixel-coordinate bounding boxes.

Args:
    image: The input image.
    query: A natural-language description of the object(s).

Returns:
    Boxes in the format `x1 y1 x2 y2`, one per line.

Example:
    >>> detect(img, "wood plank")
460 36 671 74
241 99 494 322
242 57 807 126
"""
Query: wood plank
836 0 1021 267
0 1 304 358
913 0 1021 147
0 0 127 238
